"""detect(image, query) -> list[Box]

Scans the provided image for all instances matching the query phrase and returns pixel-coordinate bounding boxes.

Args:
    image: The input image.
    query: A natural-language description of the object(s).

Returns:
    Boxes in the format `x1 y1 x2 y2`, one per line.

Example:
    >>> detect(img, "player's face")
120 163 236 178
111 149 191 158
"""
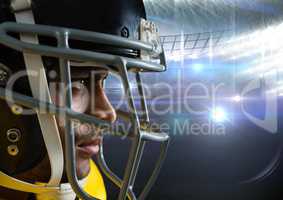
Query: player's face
0 70 117 198
52 69 117 179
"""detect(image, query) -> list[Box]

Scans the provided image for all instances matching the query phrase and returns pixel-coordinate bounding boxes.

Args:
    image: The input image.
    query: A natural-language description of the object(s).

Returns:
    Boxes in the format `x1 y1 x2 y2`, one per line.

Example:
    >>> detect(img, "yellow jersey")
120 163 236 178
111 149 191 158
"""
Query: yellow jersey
82 160 106 200
35 160 106 200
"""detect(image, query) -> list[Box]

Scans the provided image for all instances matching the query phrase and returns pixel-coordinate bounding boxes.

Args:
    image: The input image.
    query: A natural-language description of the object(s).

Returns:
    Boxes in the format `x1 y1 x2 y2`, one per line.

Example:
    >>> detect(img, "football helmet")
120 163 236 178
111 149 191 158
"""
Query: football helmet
0 0 169 199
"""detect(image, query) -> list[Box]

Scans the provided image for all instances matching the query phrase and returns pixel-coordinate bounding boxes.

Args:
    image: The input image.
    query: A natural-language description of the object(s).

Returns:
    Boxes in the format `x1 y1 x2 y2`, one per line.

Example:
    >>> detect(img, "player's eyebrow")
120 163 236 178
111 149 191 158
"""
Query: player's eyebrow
70 67 108 79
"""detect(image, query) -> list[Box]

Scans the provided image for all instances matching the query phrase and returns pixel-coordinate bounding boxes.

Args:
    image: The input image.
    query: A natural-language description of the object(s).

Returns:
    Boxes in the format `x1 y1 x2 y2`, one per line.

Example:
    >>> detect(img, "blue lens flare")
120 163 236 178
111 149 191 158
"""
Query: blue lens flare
210 107 228 123
192 63 204 72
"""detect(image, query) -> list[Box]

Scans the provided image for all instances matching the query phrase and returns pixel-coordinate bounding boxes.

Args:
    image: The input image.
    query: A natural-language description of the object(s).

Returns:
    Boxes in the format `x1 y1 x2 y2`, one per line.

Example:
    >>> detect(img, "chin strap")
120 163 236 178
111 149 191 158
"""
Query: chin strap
0 0 64 193
35 160 107 200
35 178 88 200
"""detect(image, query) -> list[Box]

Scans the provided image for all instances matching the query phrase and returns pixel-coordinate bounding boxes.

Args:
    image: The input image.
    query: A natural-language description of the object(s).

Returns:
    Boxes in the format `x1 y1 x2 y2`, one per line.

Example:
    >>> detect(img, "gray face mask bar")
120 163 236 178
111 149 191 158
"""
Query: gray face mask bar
0 22 169 200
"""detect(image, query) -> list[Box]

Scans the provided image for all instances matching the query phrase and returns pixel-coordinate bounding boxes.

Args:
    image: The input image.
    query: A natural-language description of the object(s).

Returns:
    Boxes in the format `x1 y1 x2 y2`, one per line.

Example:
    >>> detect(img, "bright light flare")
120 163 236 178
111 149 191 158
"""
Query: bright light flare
232 95 242 102
192 63 203 72
210 22 283 62
211 107 228 123
243 52 283 75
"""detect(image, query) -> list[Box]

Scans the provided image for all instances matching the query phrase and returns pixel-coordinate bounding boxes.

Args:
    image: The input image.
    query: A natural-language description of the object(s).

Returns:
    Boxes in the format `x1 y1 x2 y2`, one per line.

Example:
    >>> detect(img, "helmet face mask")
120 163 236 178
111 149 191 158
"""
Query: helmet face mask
0 1 169 199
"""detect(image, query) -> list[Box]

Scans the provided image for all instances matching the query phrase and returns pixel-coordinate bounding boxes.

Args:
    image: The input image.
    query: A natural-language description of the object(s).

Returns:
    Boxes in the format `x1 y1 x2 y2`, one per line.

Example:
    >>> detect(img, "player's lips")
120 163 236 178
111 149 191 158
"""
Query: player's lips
76 137 102 157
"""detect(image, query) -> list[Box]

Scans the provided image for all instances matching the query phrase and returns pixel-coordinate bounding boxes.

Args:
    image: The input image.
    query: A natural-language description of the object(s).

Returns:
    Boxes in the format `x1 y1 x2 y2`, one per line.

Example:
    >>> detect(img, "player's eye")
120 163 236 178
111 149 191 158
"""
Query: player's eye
90 72 109 85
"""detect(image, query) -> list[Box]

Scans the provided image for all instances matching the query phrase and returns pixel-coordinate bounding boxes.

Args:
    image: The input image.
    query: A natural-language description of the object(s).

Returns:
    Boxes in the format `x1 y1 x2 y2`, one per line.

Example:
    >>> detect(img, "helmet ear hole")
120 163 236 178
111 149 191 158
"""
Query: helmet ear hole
11 104 23 115
0 99 46 176
7 145 19 156
6 128 21 143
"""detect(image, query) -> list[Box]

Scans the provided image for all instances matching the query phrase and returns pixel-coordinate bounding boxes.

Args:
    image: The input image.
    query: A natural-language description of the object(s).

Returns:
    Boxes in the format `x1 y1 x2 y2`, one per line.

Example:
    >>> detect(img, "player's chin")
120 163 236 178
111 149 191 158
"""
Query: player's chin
76 157 90 179
75 145 100 179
